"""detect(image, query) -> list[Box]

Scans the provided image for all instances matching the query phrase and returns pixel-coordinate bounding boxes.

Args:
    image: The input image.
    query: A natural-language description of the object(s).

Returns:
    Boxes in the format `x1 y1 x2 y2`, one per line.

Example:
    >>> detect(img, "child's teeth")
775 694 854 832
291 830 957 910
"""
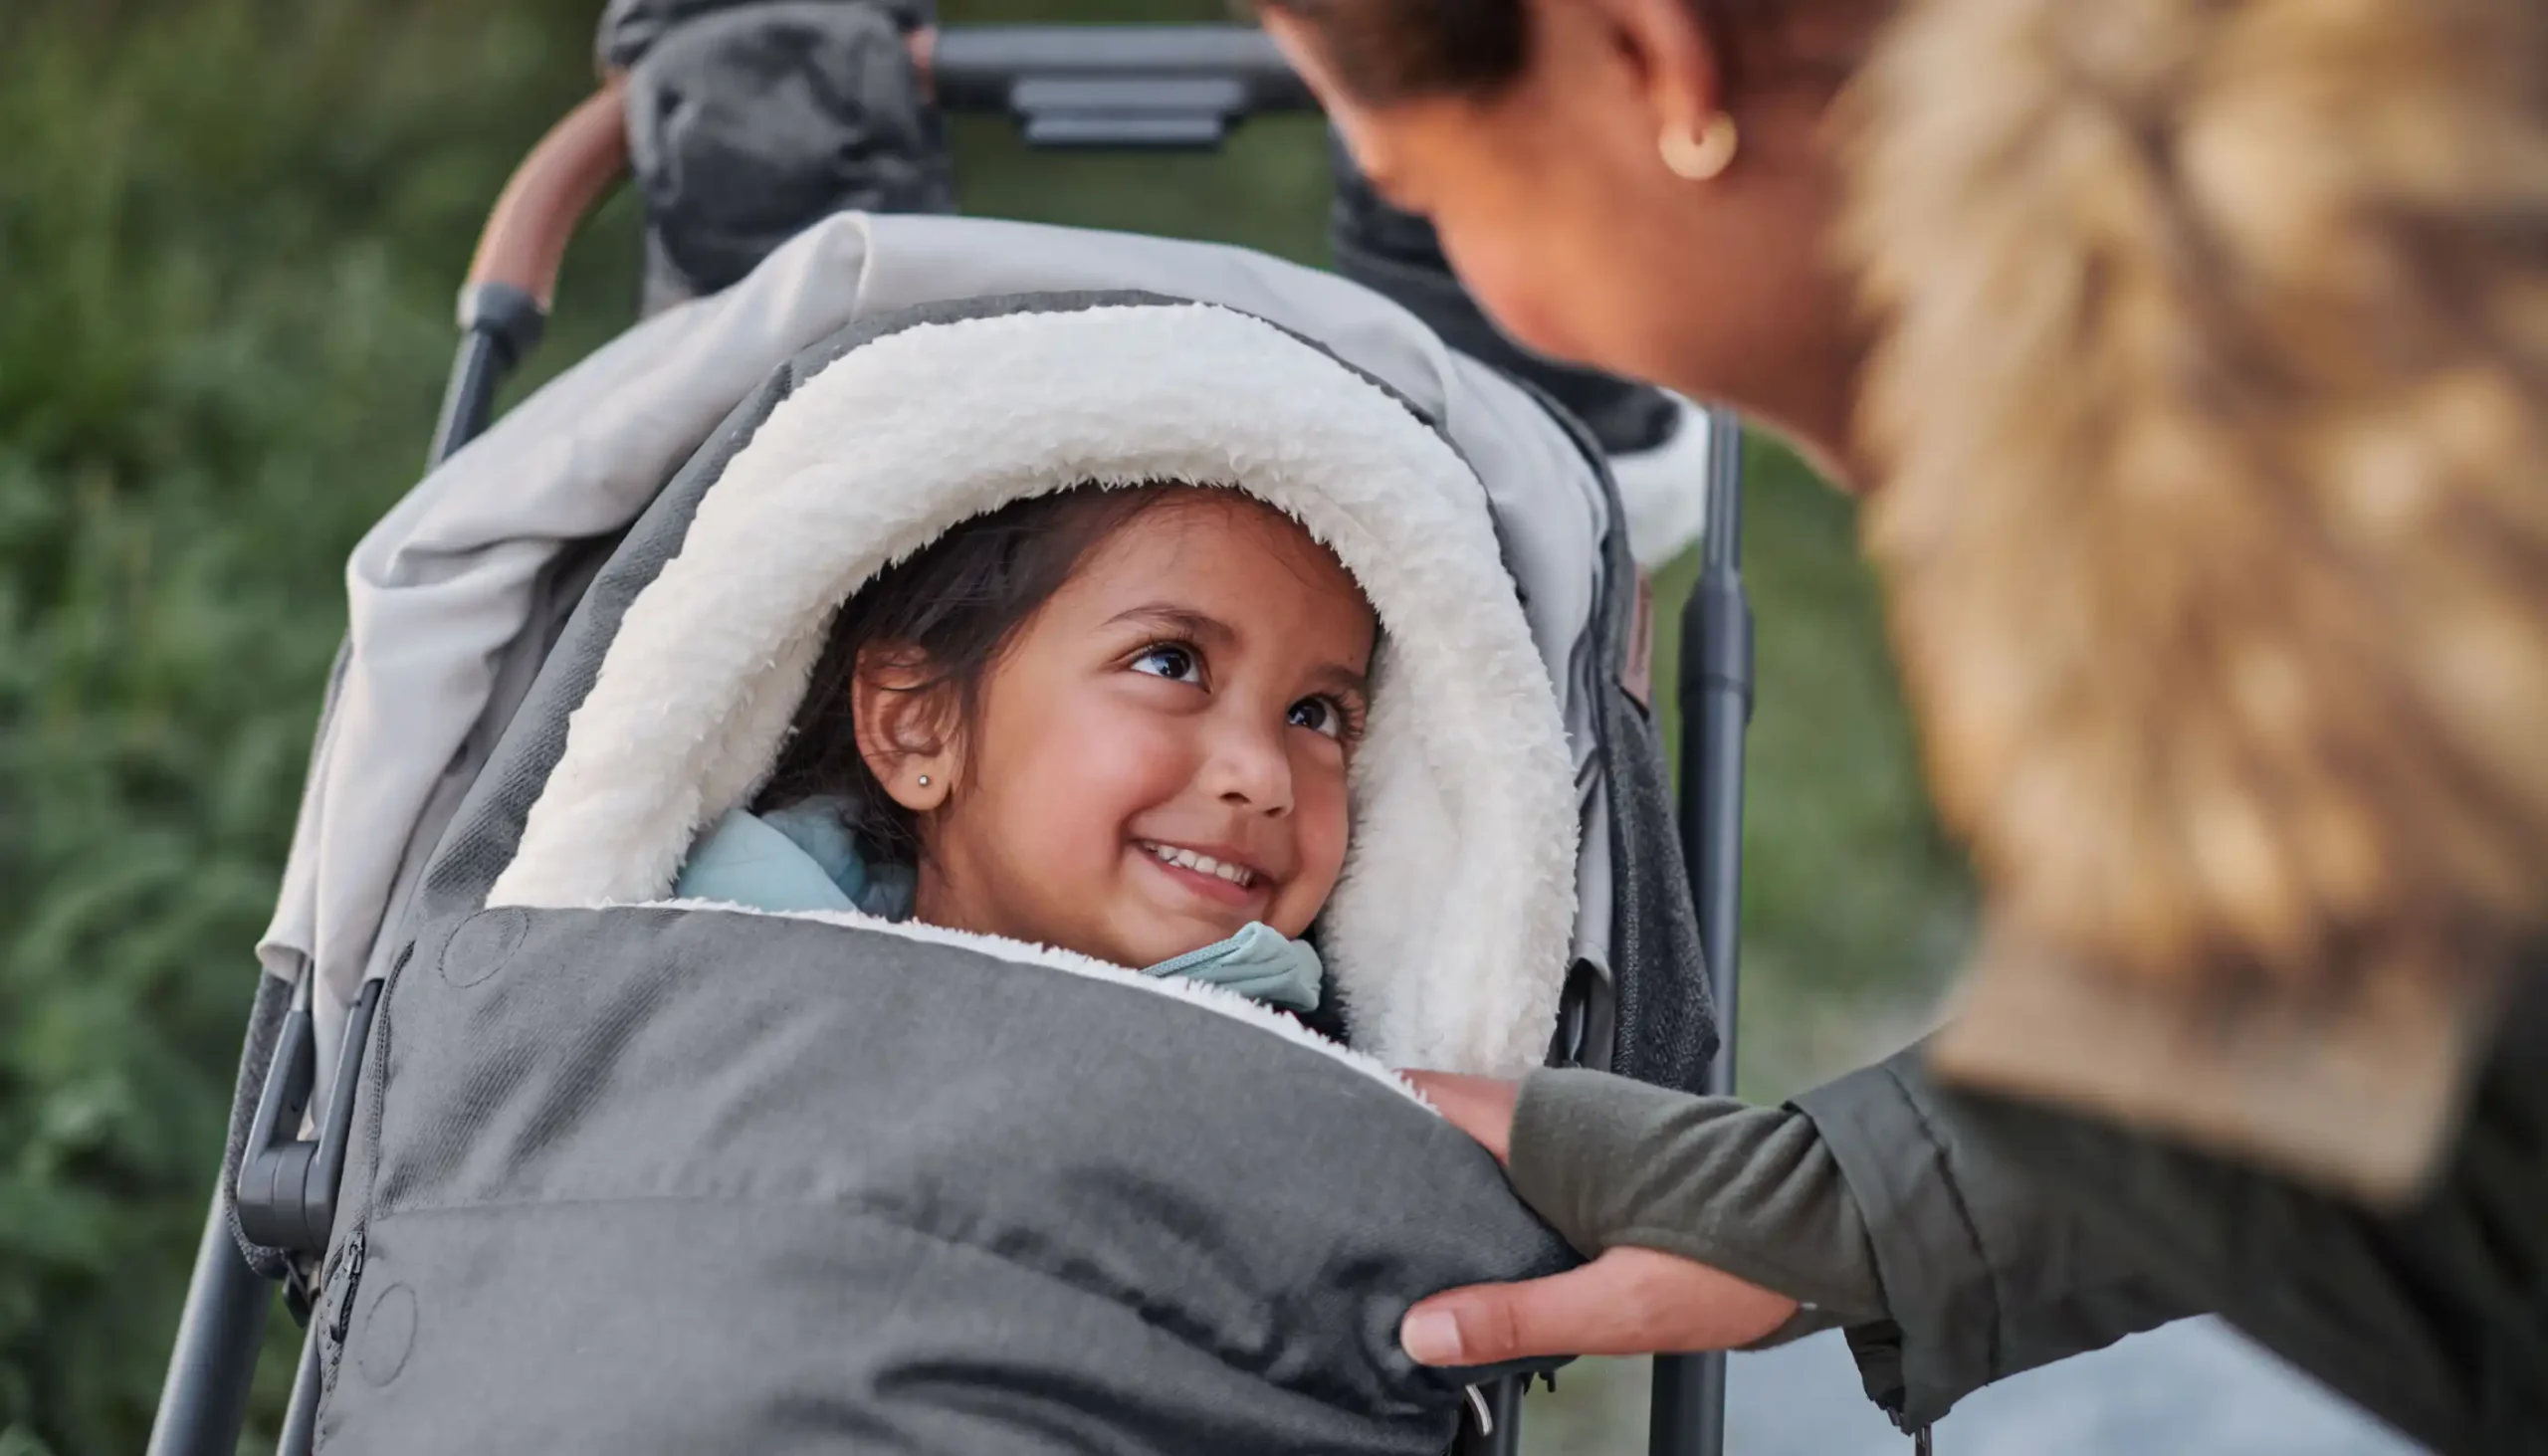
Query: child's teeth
1145 842 1254 888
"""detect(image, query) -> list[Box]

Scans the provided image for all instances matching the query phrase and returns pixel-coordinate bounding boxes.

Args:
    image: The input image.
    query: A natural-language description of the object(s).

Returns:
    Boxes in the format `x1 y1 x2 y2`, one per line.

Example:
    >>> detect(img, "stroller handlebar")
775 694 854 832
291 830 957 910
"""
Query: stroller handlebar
439 24 1315 461
456 24 1310 325
463 74 630 313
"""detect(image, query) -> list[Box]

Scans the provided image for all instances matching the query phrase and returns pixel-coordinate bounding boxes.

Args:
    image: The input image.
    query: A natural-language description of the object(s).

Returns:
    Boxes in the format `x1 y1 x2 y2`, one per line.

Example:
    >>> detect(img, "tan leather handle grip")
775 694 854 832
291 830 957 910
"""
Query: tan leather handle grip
465 76 632 312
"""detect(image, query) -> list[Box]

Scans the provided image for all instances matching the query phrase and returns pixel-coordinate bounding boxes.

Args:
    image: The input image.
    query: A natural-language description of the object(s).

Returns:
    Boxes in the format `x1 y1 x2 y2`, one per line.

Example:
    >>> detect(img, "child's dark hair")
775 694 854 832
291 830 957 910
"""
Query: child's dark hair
754 484 1191 867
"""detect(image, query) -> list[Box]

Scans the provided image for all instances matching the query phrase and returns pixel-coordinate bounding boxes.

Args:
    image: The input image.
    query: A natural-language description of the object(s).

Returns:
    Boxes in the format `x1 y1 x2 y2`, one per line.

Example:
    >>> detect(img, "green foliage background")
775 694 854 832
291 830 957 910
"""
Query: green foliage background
0 1 1969 1449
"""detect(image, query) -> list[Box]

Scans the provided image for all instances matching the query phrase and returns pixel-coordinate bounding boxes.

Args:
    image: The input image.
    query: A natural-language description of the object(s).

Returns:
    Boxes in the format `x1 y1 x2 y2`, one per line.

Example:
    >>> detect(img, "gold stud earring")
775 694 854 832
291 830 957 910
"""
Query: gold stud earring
1659 112 1739 181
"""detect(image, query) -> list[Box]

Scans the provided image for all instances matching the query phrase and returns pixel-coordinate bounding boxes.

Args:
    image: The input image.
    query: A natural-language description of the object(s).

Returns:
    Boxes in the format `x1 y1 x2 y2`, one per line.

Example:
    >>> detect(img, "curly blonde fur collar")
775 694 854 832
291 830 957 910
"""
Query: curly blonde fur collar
1845 0 2548 1197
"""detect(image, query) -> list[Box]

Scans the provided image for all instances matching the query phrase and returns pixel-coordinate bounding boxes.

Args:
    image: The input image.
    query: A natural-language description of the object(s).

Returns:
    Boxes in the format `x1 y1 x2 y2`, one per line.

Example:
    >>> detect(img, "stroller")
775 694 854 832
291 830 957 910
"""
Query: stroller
151 16 1760 1456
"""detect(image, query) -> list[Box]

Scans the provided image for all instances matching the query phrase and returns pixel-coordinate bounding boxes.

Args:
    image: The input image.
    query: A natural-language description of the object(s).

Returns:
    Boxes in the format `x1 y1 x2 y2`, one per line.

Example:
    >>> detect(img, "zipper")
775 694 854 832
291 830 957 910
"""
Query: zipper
327 1227 368 1346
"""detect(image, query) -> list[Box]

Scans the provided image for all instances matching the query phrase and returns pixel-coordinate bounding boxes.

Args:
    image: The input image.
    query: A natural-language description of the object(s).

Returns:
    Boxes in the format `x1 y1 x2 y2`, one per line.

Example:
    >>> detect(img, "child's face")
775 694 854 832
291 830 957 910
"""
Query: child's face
907 494 1377 969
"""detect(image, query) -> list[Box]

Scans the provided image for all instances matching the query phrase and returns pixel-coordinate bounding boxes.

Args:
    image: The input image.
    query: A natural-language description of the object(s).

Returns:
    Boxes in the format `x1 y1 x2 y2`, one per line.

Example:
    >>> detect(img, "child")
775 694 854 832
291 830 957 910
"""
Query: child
675 482 1379 1021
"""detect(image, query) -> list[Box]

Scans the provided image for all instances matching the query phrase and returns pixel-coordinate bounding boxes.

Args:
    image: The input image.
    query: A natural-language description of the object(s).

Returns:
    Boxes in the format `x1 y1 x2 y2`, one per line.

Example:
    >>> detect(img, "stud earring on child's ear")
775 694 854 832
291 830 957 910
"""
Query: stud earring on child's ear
908 767 949 807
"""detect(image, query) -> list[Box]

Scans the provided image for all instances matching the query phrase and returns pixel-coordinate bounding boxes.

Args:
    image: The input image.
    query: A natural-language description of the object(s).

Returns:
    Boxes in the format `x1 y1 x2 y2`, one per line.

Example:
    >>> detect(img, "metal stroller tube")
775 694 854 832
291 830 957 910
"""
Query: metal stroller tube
145 1188 272 1456
1655 407 1753 1456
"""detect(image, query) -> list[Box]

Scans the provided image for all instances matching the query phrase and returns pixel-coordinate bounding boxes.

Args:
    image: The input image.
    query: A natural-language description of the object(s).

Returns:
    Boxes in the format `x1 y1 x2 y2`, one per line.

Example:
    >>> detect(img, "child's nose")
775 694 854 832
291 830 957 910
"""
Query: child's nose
1205 720 1294 817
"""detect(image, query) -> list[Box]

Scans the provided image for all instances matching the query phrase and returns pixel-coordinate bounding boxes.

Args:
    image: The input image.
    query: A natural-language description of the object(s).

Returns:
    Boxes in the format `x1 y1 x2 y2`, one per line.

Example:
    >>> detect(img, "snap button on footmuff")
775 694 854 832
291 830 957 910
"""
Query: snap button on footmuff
441 908 531 988
355 1283 417 1387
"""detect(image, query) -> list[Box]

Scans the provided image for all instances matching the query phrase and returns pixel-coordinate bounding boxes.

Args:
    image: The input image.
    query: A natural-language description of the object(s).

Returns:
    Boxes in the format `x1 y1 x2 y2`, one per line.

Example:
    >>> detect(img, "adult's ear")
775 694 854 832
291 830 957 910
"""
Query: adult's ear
850 645 958 811
1558 0 1732 160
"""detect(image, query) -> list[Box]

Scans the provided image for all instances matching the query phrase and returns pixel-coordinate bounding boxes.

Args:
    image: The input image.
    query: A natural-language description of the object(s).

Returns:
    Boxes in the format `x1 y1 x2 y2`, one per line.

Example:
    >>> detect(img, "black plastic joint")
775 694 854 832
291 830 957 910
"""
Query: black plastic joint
235 1143 325 1253
1696 579 1756 716
231 979 381 1260
455 281 547 365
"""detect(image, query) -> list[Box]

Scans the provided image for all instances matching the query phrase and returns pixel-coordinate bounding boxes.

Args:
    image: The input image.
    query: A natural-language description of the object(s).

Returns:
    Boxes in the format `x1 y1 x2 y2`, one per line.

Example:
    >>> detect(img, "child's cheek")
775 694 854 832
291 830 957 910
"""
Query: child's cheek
1292 755 1356 896
1059 696 1194 831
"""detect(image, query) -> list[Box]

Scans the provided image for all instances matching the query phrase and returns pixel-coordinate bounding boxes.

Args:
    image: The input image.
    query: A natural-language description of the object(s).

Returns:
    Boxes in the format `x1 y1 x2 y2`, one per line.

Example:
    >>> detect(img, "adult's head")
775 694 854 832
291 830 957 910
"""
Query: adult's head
1272 0 2548 1198
1259 0 1894 481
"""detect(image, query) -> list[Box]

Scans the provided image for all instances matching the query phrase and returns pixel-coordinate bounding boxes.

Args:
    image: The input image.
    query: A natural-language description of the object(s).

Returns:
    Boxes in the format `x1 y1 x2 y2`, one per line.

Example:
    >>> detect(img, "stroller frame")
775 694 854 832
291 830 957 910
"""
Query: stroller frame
146 26 1755 1456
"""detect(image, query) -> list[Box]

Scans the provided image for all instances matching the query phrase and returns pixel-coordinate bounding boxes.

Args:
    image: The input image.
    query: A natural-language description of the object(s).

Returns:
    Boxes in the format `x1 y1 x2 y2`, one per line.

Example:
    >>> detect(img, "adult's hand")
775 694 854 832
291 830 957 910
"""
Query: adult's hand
1399 1246 1803 1365
1399 1070 1803 1366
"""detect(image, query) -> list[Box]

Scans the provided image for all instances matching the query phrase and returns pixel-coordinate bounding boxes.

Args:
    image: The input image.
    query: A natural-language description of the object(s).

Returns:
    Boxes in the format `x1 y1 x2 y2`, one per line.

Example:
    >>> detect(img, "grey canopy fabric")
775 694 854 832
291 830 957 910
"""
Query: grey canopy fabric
259 212 1709 1111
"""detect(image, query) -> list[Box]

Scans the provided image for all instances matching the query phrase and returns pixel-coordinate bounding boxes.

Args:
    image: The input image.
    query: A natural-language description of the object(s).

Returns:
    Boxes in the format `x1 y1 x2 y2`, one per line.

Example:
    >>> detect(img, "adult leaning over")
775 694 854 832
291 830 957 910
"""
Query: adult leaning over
1258 0 2548 1450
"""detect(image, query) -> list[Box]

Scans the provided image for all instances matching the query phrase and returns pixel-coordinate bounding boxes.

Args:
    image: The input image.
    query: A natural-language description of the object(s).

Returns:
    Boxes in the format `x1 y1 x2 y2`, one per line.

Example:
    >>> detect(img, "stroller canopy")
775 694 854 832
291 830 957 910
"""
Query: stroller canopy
263 211 1710 1102
489 295 1577 1075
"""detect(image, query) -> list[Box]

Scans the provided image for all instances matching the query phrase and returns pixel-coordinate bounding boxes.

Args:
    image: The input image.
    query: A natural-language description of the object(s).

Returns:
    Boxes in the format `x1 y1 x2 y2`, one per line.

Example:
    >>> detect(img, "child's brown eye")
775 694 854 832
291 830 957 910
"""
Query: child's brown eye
1289 697 1343 739
1131 643 1201 684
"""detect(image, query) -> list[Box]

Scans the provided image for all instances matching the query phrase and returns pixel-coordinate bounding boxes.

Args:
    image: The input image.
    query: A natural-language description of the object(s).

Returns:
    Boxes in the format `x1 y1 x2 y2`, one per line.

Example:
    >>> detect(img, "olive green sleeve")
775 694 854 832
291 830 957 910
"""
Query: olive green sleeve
1504 1044 2195 1427
1506 1069 1888 1330
1793 1047 2196 1425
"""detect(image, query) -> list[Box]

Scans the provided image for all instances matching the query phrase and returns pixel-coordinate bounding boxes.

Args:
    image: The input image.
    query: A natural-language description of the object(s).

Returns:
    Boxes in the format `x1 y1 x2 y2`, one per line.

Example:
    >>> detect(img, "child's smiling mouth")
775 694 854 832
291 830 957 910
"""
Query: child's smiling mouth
1135 839 1274 909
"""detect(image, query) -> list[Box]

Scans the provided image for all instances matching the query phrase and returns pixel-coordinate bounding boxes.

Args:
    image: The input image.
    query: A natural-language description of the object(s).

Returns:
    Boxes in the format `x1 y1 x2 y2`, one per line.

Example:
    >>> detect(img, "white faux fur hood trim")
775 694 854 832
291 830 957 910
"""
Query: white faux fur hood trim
488 303 1580 1076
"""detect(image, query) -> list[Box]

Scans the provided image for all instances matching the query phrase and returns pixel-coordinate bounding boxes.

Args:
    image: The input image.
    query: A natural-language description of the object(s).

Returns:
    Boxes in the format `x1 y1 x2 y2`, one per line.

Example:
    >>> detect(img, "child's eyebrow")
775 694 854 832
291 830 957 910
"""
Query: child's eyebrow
1307 661 1371 703
1108 603 1237 647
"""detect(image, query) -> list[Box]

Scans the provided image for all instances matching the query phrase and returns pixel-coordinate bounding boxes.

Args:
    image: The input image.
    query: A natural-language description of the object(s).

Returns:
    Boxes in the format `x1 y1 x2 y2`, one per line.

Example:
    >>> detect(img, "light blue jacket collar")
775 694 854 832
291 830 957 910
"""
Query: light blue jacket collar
675 800 1325 1013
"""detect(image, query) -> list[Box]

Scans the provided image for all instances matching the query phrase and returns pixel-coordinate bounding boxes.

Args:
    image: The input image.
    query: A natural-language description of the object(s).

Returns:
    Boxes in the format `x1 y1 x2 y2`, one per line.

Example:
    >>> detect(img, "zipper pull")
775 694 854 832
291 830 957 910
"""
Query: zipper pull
327 1228 367 1344
1462 1385 1494 1437
1914 1426 1934 1455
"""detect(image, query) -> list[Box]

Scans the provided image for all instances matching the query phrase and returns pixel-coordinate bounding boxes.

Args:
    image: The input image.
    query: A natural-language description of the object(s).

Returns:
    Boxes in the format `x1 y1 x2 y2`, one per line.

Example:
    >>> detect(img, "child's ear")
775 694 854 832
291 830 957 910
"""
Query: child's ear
850 646 959 812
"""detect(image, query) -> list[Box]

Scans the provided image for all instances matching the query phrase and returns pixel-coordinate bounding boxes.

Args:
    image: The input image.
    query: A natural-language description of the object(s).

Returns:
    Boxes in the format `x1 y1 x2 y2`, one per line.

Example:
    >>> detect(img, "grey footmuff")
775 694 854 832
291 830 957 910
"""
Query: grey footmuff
322 909 1571 1453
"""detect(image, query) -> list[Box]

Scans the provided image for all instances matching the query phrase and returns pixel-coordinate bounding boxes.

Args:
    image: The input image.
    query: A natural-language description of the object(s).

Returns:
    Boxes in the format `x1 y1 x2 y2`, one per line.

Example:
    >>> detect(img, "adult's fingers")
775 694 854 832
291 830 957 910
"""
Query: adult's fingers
1399 1247 1801 1365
